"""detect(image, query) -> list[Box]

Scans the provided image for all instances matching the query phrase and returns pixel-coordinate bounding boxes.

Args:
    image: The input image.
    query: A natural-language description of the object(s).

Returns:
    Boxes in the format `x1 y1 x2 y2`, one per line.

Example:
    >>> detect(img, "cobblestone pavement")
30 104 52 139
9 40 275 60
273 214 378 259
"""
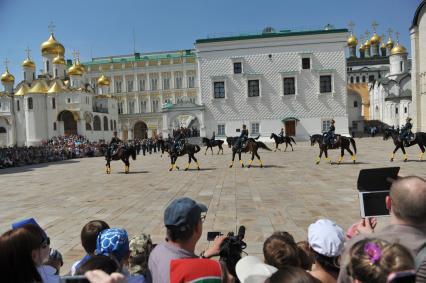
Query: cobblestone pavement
1 137 425 273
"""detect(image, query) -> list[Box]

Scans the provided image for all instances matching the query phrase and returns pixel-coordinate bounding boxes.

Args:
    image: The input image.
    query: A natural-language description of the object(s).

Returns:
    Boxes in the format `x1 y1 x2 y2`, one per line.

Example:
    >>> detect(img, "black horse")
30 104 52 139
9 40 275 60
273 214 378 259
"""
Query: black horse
310 134 357 164
162 140 201 171
270 133 296 152
105 145 137 174
226 135 260 148
228 138 272 168
202 137 224 155
383 128 426 162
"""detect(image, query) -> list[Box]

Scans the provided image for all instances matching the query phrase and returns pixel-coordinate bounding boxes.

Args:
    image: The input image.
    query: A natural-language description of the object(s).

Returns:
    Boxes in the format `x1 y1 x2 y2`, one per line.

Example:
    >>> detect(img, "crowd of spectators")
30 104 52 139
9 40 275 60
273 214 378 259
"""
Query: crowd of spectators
172 127 199 138
0 175 424 283
0 135 107 169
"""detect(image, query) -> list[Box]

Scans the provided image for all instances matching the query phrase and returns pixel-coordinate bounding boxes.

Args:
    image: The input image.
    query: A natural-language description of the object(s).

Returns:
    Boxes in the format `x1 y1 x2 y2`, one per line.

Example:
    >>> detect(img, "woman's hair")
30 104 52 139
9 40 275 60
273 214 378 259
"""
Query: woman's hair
269 266 321 283
76 255 120 275
0 225 45 283
312 250 340 277
347 238 415 283
297 241 315 271
263 232 306 269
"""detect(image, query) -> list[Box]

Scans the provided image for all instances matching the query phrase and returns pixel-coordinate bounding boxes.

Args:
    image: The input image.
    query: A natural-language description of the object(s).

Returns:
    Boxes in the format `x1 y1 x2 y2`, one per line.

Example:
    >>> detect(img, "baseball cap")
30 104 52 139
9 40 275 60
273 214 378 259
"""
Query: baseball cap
164 197 207 229
236 256 278 283
96 228 130 262
12 218 48 239
308 219 345 257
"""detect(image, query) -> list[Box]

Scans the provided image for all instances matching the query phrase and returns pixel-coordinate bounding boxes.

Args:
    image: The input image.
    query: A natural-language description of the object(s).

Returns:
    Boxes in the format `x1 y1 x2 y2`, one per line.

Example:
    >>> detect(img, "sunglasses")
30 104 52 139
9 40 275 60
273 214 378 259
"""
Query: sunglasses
41 237 50 248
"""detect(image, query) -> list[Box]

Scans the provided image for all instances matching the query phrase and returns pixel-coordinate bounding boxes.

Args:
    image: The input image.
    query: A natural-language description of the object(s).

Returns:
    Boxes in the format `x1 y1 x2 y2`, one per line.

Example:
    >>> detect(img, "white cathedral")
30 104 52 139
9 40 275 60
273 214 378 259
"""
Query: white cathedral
0 33 118 147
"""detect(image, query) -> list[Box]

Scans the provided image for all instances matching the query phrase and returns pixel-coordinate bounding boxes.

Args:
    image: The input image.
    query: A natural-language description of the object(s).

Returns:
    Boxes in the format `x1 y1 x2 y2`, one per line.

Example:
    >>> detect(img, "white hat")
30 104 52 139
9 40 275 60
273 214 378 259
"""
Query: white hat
308 219 345 257
236 256 278 283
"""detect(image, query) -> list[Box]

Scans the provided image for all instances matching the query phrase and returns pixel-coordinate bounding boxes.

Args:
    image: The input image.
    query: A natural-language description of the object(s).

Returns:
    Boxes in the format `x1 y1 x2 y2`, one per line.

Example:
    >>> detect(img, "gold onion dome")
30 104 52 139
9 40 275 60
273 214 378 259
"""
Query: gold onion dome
15 84 30 96
359 43 365 51
53 54 66 65
48 81 65 93
41 33 65 56
76 60 85 73
29 80 49 94
364 39 371 47
1 69 15 83
347 34 358 47
370 33 381 45
68 61 84 76
386 38 394 49
97 74 110 86
391 43 407 55
22 57 36 68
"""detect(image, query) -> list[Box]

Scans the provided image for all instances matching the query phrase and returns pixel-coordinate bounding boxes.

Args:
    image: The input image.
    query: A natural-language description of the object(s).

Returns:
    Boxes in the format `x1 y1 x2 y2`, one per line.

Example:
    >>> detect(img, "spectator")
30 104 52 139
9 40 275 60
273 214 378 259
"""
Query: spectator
308 219 345 283
129 233 154 277
269 266 321 283
44 249 64 275
76 255 121 275
347 238 415 283
71 220 110 275
338 176 426 283
148 197 225 283
236 255 278 283
170 258 223 283
263 231 306 269
297 241 315 271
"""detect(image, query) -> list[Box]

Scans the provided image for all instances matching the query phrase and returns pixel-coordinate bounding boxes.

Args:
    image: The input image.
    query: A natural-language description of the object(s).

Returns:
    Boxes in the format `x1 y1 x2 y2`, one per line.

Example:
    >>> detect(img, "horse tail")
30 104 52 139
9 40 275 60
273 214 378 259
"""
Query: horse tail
290 137 296 144
349 138 357 154
254 135 260 140
257 141 272 151
194 144 201 153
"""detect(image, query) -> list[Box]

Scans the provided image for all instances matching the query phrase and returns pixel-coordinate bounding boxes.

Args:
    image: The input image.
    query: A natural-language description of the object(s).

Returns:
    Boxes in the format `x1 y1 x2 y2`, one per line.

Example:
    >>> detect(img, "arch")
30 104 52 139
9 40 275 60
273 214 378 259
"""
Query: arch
93 115 101 131
103 116 109 131
58 110 78 136
411 0 426 28
134 121 148 139
86 123 92 131
0 127 6 133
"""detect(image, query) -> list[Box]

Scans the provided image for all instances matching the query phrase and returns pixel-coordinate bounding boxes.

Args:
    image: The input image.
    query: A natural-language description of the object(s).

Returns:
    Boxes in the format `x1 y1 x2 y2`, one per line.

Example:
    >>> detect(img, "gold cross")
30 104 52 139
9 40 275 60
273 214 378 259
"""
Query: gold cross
371 20 379 33
348 21 355 34
48 21 56 34
25 47 31 58
4 58 10 69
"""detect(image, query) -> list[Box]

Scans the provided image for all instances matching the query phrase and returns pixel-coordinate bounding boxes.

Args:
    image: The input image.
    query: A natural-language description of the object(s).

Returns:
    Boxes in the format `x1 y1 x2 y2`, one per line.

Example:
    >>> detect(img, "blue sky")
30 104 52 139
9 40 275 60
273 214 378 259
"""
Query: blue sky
0 0 420 82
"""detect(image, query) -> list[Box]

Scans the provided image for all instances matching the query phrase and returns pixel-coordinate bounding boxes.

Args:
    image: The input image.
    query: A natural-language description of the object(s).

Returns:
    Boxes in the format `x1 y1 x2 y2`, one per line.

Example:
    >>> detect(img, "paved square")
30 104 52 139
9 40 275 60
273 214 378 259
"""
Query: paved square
1 137 425 273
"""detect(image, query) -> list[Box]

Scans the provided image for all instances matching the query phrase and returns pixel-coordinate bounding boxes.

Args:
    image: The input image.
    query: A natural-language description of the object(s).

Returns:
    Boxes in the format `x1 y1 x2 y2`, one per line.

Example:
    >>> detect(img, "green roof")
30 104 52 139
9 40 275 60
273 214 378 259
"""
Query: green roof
196 28 348 44
83 50 196 66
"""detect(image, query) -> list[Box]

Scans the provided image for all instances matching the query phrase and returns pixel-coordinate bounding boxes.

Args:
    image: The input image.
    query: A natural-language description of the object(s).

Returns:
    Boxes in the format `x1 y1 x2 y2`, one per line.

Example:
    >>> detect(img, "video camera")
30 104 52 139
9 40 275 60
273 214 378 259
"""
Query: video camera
207 226 247 279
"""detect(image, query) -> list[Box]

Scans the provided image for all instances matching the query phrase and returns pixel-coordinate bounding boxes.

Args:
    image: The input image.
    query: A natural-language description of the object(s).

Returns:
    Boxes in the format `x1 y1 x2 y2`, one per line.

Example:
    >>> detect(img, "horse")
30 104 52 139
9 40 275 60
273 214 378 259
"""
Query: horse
229 138 272 168
310 134 357 164
162 139 201 171
269 133 296 152
383 128 426 161
105 145 137 174
226 135 260 148
202 137 224 155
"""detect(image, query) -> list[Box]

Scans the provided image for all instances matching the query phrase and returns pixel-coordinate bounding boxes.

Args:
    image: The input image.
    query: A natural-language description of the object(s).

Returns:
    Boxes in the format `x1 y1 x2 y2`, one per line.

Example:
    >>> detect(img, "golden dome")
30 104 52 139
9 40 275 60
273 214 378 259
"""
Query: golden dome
68 61 83 76
1 69 15 84
76 60 85 73
370 33 381 45
347 34 358 47
48 81 65 93
386 38 394 49
15 84 30 96
364 39 371 47
41 33 65 56
29 80 48 94
97 74 110 86
391 43 407 55
22 57 36 68
359 43 365 51
381 41 386 49
53 54 66 65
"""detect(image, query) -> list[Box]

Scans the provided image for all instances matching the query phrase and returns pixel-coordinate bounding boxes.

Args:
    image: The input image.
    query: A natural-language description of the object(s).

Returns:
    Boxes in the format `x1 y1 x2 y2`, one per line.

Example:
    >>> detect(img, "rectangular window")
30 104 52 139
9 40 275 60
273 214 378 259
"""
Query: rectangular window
53 122 57 131
218 124 225 136
356 76 360 83
140 101 147 113
24 72 26 80
302 58 311 69
251 123 260 135
188 76 195 88
118 102 123 114
404 107 407 114
28 98 33 110
163 78 170 90
322 120 332 133
396 107 399 114
283 77 296 95
175 77 182 89
151 78 157 90
152 100 159 112
139 79 145 91
17 100 20 111
213 81 225 98
320 75 332 93
400 62 403 72
248 80 260 97
354 101 358 108
67 98 71 104
127 80 133 92
115 81 122 93
233 62 242 74
52 97 56 109
128 101 134 114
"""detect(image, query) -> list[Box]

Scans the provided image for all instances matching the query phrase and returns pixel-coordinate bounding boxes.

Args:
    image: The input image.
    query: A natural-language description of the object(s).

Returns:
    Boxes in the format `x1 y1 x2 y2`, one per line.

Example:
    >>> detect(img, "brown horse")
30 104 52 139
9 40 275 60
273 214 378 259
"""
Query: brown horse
229 138 272 168
105 145 137 174
162 139 201 171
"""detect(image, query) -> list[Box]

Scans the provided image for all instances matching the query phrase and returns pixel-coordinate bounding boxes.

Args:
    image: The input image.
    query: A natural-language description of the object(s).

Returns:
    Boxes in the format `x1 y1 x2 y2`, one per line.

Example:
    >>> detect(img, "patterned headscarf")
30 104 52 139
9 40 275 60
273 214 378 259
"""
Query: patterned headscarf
96 228 129 262
128 233 154 275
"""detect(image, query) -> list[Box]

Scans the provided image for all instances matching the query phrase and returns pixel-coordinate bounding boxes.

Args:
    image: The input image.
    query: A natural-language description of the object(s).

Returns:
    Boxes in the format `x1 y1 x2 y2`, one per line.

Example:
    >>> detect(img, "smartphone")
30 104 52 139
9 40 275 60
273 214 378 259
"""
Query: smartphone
207 231 222 241
60 275 90 283
358 191 390 217
387 270 416 283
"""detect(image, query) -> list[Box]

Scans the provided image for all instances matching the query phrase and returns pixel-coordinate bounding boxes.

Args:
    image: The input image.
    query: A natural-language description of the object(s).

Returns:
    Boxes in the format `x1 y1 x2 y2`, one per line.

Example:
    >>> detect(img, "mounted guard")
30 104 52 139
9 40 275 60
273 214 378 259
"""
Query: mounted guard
234 124 249 153
400 117 413 147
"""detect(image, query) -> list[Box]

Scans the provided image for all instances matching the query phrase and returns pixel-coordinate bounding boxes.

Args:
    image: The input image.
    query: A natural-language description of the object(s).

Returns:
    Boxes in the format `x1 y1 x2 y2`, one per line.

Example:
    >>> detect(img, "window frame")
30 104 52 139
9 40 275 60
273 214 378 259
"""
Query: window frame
250 122 260 136
247 79 261 98
302 57 311 70
217 124 226 136
213 81 226 99
321 119 332 133
233 62 243 74
27 97 33 110
319 74 333 94
283 76 297 96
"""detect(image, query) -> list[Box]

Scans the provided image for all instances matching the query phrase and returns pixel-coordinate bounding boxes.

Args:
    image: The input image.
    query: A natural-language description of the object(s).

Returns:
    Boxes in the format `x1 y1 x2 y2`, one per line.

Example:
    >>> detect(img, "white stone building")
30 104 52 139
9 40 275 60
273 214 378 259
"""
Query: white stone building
369 42 411 127
195 27 349 140
0 33 118 147
83 50 202 140
410 0 426 132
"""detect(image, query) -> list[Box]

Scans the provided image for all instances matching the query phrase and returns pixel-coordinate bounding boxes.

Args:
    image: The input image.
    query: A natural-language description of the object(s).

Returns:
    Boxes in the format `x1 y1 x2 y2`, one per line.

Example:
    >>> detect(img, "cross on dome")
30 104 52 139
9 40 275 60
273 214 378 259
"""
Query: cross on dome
48 21 56 34
371 21 379 33
348 21 355 34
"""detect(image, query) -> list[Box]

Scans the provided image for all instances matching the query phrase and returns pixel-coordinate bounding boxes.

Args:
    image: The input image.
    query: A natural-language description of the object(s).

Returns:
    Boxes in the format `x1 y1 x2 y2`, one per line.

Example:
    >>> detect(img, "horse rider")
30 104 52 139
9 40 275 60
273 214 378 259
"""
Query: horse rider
324 119 336 147
235 124 249 152
211 131 216 143
109 131 122 156
171 128 184 155
278 127 285 141
400 117 413 146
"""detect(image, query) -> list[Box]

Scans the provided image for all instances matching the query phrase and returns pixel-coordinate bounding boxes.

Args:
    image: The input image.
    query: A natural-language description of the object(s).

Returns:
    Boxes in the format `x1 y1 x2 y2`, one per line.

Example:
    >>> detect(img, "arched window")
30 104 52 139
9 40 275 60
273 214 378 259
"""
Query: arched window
114 120 117 131
110 120 113 131
362 76 366 83
103 116 109 131
93 116 101 131
46 61 50 72
28 97 33 110
356 76 360 83
350 77 354 83
0 127 6 133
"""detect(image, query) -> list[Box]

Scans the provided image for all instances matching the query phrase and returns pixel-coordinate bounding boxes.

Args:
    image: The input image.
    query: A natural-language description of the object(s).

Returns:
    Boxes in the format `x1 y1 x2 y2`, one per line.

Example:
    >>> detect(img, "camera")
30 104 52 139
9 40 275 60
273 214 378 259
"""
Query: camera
218 226 247 279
